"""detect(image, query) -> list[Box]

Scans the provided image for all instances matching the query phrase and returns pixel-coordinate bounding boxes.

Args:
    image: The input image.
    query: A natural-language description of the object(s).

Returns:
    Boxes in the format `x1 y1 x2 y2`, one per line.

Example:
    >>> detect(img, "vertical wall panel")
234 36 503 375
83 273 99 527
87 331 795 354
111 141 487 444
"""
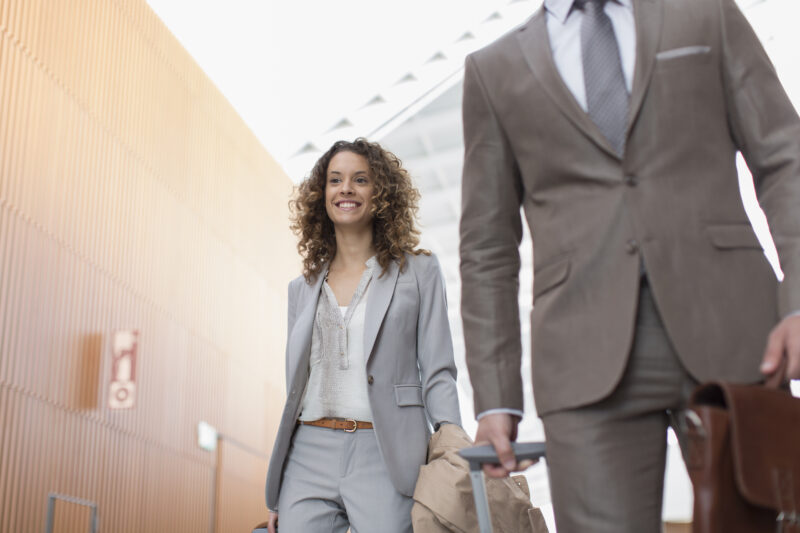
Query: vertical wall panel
216 439 270 533
0 0 296 531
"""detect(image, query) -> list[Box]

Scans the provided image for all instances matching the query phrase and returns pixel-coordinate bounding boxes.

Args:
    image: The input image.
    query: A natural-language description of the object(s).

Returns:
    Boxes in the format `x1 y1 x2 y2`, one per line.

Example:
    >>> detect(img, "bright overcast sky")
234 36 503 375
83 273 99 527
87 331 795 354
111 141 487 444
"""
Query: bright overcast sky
146 0 522 163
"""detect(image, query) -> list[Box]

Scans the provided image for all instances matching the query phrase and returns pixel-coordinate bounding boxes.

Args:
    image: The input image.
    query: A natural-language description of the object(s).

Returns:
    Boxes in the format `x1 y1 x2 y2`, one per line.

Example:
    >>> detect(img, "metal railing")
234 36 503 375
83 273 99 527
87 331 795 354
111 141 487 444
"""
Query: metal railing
45 493 98 533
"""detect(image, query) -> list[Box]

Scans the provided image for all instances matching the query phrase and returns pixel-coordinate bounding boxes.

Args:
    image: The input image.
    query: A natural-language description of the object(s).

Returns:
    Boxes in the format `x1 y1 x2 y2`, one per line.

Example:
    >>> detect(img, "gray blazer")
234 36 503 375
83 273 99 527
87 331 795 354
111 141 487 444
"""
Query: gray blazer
265 252 461 510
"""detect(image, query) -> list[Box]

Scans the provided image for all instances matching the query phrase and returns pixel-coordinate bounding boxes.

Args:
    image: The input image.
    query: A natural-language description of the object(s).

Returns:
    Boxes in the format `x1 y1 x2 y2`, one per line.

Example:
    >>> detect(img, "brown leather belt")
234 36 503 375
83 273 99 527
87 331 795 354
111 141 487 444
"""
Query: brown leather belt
298 418 373 432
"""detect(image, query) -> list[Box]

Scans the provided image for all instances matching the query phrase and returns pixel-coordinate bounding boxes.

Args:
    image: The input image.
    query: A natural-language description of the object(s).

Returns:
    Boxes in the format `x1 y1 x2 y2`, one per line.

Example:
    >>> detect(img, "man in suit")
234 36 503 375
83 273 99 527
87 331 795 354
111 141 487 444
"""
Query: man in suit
459 0 800 530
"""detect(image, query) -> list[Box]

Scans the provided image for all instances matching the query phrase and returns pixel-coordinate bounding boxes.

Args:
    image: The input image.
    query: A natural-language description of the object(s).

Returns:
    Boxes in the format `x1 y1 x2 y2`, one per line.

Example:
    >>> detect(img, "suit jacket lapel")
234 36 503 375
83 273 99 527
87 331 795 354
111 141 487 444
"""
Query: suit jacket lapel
287 271 325 381
363 260 399 363
516 10 619 159
627 0 663 132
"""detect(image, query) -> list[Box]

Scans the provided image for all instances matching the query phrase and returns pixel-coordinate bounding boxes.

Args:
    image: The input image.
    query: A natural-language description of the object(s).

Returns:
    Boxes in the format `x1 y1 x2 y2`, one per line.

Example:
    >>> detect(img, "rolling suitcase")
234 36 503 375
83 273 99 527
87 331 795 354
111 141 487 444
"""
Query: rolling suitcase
458 442 547 533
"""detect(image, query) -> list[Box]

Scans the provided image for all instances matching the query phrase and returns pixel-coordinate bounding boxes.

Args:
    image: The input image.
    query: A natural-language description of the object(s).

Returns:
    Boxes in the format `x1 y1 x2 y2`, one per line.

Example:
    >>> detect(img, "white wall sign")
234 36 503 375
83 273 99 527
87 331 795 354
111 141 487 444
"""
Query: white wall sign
197 421 218 452
108 330 138 409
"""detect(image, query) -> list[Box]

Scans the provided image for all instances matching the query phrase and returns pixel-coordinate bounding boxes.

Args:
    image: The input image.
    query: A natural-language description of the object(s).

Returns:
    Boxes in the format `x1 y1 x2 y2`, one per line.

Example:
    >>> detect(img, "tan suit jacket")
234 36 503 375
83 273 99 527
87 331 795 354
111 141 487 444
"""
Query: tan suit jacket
460 0 800 417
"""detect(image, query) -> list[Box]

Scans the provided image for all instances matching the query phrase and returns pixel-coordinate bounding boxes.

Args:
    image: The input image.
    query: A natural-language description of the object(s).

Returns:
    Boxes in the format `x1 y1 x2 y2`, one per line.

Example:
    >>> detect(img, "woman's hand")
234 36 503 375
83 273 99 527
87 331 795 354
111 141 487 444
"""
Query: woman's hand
267 511 279 533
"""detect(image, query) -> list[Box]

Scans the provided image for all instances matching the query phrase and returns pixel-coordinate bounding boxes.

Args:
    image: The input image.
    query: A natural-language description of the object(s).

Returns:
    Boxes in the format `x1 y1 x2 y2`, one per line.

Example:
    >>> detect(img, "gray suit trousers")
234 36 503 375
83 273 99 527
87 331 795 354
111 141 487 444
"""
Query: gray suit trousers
276 425 413 533
541 281 698 533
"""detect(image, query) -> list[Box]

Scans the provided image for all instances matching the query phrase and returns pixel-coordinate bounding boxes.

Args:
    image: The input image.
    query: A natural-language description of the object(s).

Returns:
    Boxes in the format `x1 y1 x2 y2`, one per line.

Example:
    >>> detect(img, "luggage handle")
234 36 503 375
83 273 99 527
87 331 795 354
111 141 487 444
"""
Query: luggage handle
458 442 547 533
459 442 547 471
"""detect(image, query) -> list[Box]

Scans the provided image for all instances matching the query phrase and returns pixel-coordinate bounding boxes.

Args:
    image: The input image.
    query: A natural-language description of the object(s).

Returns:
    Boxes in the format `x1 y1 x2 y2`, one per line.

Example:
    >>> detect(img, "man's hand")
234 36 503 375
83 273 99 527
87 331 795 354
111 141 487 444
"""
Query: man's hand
267 511 278 533
761 314 800 385
474 412 526 478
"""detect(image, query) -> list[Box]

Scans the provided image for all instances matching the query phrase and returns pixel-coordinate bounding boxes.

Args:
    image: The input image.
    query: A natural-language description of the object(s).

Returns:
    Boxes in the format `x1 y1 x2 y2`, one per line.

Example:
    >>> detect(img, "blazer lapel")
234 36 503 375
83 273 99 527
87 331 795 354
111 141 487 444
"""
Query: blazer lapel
626 0 663 132
287 271 325 379
516 11 619 159
363 260 399 363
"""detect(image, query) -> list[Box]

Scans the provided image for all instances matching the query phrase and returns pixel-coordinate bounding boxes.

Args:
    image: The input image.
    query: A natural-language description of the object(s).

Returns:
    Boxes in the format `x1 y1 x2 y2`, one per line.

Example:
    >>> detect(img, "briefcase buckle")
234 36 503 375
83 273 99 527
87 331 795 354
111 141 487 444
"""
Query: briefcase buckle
776 511 799 533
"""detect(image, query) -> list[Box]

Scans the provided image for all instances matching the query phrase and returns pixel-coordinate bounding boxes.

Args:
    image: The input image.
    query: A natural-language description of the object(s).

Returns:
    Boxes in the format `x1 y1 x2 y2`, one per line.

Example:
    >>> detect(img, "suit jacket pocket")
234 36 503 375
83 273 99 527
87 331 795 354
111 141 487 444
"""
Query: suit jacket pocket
654 46 712 74
656 45 711 61
706 223 763 250
395 384 424 407
533 256 570 299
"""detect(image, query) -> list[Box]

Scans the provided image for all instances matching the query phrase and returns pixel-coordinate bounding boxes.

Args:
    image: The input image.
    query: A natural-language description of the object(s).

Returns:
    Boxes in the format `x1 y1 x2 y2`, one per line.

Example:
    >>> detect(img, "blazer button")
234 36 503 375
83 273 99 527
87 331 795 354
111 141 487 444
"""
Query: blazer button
367 375 374 385
623 174 637 186
626 240 639 254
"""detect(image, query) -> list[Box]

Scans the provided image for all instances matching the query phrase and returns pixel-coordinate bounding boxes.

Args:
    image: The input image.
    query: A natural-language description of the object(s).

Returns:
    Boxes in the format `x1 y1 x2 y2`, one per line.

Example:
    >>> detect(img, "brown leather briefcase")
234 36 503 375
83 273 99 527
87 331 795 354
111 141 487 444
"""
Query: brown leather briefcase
685 380 800 533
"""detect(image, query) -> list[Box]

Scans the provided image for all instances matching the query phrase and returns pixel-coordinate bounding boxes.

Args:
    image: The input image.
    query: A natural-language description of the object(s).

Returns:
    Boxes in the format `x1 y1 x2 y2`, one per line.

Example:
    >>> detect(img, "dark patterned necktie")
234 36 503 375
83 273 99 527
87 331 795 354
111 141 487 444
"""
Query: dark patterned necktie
578 0 629 156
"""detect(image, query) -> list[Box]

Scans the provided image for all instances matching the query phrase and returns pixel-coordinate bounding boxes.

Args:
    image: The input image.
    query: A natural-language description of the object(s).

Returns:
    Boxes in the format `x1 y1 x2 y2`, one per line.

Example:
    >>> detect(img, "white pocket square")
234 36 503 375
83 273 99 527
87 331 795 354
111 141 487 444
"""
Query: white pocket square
656 45 711 60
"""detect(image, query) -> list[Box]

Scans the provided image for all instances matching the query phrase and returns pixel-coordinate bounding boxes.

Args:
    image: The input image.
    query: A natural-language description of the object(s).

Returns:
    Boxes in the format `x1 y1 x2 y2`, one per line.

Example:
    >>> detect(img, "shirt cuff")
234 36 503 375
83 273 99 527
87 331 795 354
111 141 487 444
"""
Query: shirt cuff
476 408 524 421
787 310 800 318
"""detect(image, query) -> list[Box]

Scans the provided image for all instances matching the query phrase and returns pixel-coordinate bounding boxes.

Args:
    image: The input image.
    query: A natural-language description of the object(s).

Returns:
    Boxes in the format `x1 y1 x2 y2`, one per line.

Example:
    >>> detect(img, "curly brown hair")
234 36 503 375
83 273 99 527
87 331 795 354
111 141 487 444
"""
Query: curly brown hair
290 138 429 281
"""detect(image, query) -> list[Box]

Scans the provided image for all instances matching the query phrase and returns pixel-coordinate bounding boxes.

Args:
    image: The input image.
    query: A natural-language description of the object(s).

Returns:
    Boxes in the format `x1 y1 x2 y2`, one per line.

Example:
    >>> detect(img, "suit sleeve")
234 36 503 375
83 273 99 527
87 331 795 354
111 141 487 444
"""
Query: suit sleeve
719 0 800 317
416 254 462 428
459 54 525 415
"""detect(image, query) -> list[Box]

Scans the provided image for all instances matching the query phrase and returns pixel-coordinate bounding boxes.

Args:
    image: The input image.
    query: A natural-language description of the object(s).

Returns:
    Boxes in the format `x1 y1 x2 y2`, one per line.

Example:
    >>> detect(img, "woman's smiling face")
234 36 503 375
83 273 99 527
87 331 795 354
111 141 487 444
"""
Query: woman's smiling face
325 150 374 230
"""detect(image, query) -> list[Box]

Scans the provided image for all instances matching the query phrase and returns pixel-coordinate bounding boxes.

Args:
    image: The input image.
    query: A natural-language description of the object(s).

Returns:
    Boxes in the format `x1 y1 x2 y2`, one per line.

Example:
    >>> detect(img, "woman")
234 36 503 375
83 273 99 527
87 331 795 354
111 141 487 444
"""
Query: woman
265 138 461 533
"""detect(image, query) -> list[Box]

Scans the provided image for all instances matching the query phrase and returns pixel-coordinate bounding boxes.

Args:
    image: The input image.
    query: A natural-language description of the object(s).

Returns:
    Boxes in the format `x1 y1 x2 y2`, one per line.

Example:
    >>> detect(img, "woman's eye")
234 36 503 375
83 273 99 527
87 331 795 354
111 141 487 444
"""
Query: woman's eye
356 177 368 184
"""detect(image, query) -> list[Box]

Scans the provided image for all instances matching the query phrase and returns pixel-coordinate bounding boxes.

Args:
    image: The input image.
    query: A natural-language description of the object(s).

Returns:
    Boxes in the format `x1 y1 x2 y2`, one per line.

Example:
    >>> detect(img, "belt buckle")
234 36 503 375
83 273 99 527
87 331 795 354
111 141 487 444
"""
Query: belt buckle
344 419 357 433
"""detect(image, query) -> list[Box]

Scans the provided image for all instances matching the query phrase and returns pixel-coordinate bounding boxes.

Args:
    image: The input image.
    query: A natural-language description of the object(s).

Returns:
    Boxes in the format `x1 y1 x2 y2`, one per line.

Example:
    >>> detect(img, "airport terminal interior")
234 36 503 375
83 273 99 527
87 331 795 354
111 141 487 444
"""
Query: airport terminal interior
1 0 799 531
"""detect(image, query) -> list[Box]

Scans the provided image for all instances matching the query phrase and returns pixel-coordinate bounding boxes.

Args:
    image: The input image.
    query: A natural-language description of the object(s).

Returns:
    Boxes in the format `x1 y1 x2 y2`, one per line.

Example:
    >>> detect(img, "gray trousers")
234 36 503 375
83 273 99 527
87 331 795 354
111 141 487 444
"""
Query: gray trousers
276 425 413 533
542 281 698 533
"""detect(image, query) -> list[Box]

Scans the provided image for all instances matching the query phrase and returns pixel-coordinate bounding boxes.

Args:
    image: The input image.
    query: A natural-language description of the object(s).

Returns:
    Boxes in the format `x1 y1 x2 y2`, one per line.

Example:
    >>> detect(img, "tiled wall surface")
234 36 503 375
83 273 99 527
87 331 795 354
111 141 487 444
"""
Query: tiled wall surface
0 0 296 531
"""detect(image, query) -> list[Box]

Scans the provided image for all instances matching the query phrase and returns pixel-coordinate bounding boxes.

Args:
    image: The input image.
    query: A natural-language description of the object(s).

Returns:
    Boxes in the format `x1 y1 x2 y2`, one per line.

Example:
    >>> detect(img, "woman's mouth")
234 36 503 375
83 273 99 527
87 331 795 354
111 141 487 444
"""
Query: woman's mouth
335 200 361 211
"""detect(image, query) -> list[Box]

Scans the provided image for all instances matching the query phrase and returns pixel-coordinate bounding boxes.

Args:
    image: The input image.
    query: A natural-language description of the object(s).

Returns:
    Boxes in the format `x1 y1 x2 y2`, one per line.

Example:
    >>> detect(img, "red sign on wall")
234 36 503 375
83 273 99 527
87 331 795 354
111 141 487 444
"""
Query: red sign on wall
108 330 138 409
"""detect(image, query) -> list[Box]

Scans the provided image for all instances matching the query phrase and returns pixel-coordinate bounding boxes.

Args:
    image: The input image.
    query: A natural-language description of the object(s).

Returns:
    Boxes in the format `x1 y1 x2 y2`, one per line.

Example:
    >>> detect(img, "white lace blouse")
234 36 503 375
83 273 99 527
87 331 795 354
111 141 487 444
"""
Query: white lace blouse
298 257 376 422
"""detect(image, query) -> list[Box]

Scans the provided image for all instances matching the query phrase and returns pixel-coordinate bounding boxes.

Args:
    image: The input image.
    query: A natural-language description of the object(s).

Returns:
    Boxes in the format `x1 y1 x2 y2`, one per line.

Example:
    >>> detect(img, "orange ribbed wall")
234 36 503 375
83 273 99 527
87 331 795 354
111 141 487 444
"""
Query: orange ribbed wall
0 0 296 531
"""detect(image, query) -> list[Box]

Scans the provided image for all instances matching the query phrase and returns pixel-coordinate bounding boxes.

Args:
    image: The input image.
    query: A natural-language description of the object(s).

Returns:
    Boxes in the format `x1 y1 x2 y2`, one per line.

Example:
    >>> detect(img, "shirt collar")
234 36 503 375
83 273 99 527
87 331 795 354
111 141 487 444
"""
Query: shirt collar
544 0 632 24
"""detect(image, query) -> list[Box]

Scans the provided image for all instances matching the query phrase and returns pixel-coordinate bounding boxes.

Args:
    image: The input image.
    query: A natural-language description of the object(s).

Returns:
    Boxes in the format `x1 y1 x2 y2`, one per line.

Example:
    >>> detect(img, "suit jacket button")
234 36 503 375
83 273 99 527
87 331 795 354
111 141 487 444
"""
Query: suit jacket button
624 174 637 186
367 375 374 385
626 240 639 254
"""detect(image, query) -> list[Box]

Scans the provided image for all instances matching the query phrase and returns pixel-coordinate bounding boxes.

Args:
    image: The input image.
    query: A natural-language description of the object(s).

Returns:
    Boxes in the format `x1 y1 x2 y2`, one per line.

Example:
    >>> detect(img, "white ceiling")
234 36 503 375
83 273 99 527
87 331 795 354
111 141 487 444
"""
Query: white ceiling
146 0 539 168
